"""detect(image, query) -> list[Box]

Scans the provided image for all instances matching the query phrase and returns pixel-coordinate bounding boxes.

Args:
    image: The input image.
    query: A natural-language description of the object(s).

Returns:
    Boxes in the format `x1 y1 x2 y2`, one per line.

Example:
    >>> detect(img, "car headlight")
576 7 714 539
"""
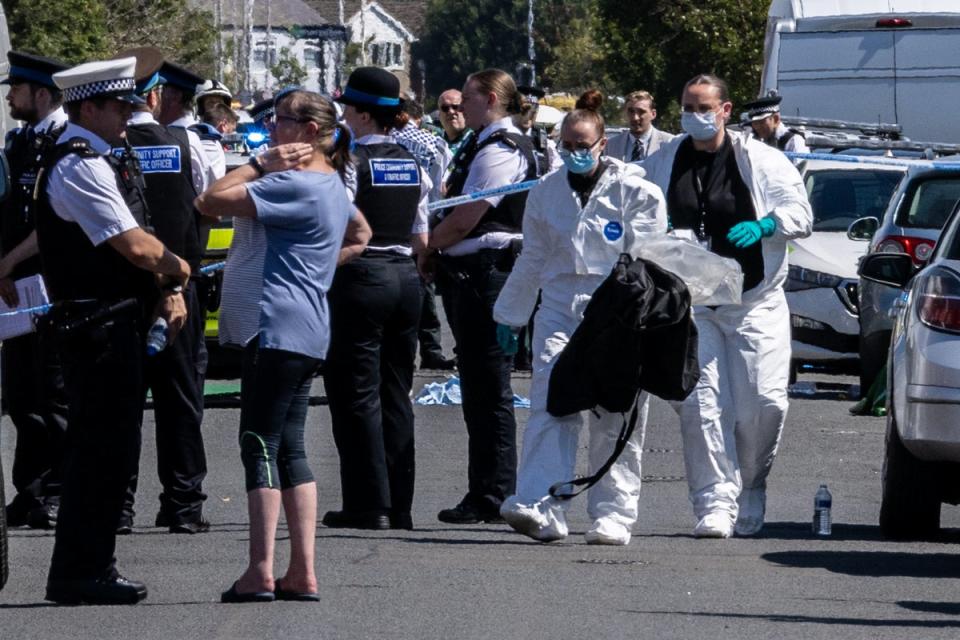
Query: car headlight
786 265 844 291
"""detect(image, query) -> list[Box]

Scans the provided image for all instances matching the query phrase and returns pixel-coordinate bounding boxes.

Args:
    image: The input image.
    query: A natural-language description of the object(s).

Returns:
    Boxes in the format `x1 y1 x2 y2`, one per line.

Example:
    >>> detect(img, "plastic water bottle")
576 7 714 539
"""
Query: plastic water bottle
145 317 168 356
813 484 832 536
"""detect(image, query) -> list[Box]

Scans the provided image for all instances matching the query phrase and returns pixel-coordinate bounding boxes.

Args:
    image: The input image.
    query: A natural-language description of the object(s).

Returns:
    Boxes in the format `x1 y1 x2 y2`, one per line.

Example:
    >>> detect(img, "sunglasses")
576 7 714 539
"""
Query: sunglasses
440 104 463 113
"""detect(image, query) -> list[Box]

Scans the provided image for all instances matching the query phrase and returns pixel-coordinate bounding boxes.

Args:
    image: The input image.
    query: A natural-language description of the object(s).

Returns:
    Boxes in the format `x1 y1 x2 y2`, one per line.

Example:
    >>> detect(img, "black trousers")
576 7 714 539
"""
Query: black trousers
1 330 68 507
440 251 517 510
49 313 145 581
325 253 422 517
124 287 208 524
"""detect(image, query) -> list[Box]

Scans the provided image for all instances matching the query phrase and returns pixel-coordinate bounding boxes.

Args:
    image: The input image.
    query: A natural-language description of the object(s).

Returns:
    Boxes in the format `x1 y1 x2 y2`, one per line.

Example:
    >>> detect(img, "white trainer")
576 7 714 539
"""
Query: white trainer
693 511 734 538
735 488 766 536
584 518 631 546
500 496 568 543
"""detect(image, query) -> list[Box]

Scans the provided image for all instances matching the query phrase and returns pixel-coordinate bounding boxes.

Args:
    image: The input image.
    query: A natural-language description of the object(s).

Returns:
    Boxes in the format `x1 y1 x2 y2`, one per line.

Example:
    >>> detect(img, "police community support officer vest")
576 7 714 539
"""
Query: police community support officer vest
353 142 421 249
126 123 203 271
1 124 65 280
443 130 540 238
35 138 157 305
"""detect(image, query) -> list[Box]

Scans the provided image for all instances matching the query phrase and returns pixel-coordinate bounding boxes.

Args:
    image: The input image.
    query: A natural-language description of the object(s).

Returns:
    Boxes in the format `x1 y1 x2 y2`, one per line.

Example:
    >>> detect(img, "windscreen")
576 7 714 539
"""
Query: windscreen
804 168 903 232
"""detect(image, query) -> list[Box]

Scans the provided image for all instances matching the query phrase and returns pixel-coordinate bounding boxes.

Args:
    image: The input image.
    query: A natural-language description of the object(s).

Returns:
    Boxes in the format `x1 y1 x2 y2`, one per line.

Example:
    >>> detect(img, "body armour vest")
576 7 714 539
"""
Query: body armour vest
126 122 203 270
35 138 157 306
1 124 65 280
443 130 540 238
353 142 421 249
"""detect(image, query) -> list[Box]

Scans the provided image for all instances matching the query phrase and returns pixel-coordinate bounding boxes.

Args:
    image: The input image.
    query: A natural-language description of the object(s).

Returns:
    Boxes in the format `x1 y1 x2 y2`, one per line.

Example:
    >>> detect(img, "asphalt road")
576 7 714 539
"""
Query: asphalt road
2 370 960 639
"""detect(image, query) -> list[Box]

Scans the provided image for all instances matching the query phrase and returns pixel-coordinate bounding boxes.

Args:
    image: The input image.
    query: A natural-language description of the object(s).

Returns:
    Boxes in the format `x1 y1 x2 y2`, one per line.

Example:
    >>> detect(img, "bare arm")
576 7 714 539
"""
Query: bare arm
106 227 191 284
0 230 38 279
428 200 491 250
194 143 314 219
338 210 372 265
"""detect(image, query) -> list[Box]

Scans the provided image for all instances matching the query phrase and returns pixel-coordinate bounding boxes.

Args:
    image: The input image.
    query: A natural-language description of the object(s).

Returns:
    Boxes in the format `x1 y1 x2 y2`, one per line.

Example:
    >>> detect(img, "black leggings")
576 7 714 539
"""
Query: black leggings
239 336 320 491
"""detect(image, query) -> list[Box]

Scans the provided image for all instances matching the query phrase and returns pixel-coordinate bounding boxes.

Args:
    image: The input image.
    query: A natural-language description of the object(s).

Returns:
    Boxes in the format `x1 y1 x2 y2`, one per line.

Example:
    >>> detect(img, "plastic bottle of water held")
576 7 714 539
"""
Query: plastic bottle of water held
813 484 832 536
145 317 168 356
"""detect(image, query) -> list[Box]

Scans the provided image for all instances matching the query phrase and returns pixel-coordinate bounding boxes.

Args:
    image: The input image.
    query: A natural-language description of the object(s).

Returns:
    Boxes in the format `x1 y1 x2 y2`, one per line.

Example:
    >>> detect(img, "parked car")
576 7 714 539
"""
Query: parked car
859 200 960 539
787 158 905 373
849 162 960 390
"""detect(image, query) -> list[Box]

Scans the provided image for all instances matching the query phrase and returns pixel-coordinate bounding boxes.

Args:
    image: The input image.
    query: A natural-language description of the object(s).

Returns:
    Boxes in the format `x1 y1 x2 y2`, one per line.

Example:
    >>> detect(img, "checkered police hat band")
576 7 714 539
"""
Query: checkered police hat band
63 77 136 103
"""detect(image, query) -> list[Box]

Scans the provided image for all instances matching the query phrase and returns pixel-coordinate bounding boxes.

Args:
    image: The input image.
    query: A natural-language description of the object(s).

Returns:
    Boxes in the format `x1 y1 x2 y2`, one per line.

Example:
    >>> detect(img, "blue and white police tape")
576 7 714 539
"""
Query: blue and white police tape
785 151 960 171
200 261 226 275
426 179 541 212
0 302 52 318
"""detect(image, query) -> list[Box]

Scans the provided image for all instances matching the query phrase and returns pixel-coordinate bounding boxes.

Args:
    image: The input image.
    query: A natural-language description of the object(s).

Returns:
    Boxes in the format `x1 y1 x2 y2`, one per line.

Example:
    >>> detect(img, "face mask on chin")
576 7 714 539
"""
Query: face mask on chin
681 109 722 141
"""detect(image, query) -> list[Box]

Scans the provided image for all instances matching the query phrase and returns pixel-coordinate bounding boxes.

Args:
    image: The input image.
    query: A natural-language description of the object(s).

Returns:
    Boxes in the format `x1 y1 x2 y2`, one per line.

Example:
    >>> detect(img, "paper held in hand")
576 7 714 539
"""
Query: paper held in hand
0 274 50 341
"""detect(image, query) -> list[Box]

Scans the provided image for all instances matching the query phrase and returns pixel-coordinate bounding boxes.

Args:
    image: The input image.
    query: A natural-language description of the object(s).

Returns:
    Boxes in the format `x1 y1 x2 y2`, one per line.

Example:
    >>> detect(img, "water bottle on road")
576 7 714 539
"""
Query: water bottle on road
145 317 168 356
813 484 832 536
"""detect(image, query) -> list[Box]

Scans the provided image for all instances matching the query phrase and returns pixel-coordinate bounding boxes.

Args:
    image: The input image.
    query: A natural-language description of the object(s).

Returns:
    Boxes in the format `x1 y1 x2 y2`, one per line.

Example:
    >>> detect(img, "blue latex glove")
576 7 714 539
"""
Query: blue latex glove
496 323 520 356
726 216 777 248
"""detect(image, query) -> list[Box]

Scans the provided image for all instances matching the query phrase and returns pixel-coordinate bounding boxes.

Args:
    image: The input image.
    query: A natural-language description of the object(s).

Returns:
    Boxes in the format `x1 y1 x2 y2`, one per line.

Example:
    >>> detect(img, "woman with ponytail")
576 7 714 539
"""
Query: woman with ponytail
195 89 371 602
493 90 669 545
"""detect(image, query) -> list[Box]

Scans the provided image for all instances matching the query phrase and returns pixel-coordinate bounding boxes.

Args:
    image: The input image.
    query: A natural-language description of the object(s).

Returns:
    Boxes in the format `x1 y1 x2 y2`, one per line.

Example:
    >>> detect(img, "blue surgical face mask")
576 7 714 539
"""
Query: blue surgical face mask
681 109 721 141
559 147 597 174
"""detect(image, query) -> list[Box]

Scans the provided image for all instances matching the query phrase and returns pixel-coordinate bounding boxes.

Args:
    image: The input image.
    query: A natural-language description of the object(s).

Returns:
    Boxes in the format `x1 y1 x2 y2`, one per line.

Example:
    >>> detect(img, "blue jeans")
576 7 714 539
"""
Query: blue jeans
239 336 320 491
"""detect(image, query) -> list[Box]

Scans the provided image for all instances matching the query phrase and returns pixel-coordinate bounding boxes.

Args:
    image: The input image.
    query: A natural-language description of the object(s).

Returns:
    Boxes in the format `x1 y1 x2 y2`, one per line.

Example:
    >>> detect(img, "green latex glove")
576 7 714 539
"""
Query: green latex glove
727 216 777 248
496 323 519 356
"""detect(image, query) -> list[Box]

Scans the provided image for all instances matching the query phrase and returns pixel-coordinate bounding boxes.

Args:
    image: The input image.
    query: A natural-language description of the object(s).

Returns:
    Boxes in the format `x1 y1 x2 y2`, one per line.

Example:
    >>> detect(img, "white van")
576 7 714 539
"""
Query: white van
761 0 960 143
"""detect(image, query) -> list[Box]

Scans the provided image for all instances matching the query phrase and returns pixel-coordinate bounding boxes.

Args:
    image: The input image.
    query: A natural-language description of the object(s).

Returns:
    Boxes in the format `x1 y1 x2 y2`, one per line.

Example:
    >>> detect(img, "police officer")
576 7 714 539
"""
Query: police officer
0 51 69 530
38 57 191 605
742 94 809 154
117 48 210 534
427 68 540 524
157 62 225 182
515 84 559 173
322 67 428 530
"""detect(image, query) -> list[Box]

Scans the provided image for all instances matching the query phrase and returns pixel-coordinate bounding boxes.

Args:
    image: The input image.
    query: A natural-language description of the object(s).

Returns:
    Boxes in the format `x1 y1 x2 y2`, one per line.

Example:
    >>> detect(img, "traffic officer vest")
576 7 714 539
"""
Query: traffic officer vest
1 124 65 280
353 142 421 249
126 122 203 271
444 130 539 238
35 138 157 306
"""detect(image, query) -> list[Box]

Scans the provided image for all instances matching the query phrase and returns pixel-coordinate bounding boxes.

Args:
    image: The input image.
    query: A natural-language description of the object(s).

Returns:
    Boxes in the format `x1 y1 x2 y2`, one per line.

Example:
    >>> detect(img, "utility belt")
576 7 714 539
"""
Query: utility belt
38 298 142 339
440 239 522 275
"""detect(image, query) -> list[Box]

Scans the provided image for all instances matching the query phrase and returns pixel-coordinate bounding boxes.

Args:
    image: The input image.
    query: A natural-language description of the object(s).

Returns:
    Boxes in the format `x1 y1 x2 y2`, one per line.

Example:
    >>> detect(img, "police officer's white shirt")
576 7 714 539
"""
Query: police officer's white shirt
34 106 68 135
344 133 431 256
169 113 225 185
46 123 139 246
128 111 210 195
775 123 809 154
446 116 529 256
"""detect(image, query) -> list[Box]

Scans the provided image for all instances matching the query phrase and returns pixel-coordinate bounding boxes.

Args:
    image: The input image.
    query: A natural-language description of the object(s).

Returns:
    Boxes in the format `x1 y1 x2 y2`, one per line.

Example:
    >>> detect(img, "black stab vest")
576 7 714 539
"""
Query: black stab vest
353 142 421 249
1 123 65 280
35 138 157 308
126 122 203 270
443 129 540 238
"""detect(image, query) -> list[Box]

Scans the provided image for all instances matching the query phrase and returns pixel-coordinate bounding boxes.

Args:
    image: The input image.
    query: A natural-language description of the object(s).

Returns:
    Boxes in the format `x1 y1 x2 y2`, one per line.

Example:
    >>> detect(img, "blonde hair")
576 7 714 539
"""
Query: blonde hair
466 68 524 115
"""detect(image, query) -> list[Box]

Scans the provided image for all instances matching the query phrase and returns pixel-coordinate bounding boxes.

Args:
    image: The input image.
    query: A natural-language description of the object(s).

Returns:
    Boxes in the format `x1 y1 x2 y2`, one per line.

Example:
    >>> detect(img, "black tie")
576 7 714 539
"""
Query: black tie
630 138 644 162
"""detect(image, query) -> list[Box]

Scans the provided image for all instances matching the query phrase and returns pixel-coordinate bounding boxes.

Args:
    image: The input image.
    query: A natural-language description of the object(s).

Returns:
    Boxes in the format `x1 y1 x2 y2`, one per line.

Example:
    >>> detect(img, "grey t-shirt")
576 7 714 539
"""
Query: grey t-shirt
242 169 355 359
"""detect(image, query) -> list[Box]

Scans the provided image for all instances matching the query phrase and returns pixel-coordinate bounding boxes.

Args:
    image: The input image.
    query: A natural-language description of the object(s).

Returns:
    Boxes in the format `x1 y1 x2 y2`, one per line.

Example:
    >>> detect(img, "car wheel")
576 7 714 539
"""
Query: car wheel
859 329 891 394
879 410 941 540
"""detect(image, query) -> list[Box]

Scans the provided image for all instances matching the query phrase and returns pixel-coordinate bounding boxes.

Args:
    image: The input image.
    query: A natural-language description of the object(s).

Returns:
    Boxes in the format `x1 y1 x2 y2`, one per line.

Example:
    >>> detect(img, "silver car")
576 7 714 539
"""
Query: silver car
859 206 960 539
849 163 960 390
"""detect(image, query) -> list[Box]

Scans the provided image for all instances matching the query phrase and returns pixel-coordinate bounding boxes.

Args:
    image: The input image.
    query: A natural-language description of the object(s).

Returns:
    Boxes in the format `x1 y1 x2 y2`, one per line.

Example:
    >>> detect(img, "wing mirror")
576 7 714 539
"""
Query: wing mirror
858 252 915 288
847 217 879 241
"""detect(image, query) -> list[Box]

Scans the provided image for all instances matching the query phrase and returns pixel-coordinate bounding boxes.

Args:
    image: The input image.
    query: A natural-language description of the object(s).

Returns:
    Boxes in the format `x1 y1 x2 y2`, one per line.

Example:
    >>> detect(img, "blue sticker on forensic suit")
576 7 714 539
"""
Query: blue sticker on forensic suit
116 145 182 173
369 158 420 187
603 221 624 241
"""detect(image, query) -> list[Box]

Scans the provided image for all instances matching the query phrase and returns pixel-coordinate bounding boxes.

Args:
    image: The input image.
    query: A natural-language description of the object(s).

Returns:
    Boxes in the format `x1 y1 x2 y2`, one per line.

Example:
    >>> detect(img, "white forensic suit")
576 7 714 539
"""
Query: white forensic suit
493 157 667 545
641 133 812 537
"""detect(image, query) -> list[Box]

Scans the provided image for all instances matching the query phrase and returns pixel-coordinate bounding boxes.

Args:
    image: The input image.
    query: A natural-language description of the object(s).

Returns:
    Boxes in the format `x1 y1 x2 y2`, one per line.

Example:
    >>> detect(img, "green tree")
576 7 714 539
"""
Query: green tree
270 47 308 87
3 0 109 63
595 0 769 128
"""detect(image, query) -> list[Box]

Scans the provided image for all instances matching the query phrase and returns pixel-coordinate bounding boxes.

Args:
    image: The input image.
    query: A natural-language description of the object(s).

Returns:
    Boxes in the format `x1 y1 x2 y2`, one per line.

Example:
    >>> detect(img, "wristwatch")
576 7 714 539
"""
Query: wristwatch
249 155 266 176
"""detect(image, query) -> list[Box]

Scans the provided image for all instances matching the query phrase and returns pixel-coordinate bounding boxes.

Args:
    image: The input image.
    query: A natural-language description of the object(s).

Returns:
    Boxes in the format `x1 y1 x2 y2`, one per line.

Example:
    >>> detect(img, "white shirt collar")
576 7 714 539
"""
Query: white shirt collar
477 116 520 144
56 122 111 154
169 113 197 128
128 111 159 126
34 107 68 134
633 128 654 146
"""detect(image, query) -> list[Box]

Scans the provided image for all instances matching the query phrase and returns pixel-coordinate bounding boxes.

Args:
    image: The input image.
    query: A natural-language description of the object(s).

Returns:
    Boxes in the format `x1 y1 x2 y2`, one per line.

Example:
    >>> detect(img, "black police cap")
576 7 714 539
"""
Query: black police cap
158 60 203 96
742 95 783 121
2 51 68 89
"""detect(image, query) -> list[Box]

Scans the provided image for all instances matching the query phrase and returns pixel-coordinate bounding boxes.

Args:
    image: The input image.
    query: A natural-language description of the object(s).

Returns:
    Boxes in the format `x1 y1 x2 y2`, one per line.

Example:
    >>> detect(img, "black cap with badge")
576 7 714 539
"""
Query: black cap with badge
742 94 783 122
1 51 68 89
